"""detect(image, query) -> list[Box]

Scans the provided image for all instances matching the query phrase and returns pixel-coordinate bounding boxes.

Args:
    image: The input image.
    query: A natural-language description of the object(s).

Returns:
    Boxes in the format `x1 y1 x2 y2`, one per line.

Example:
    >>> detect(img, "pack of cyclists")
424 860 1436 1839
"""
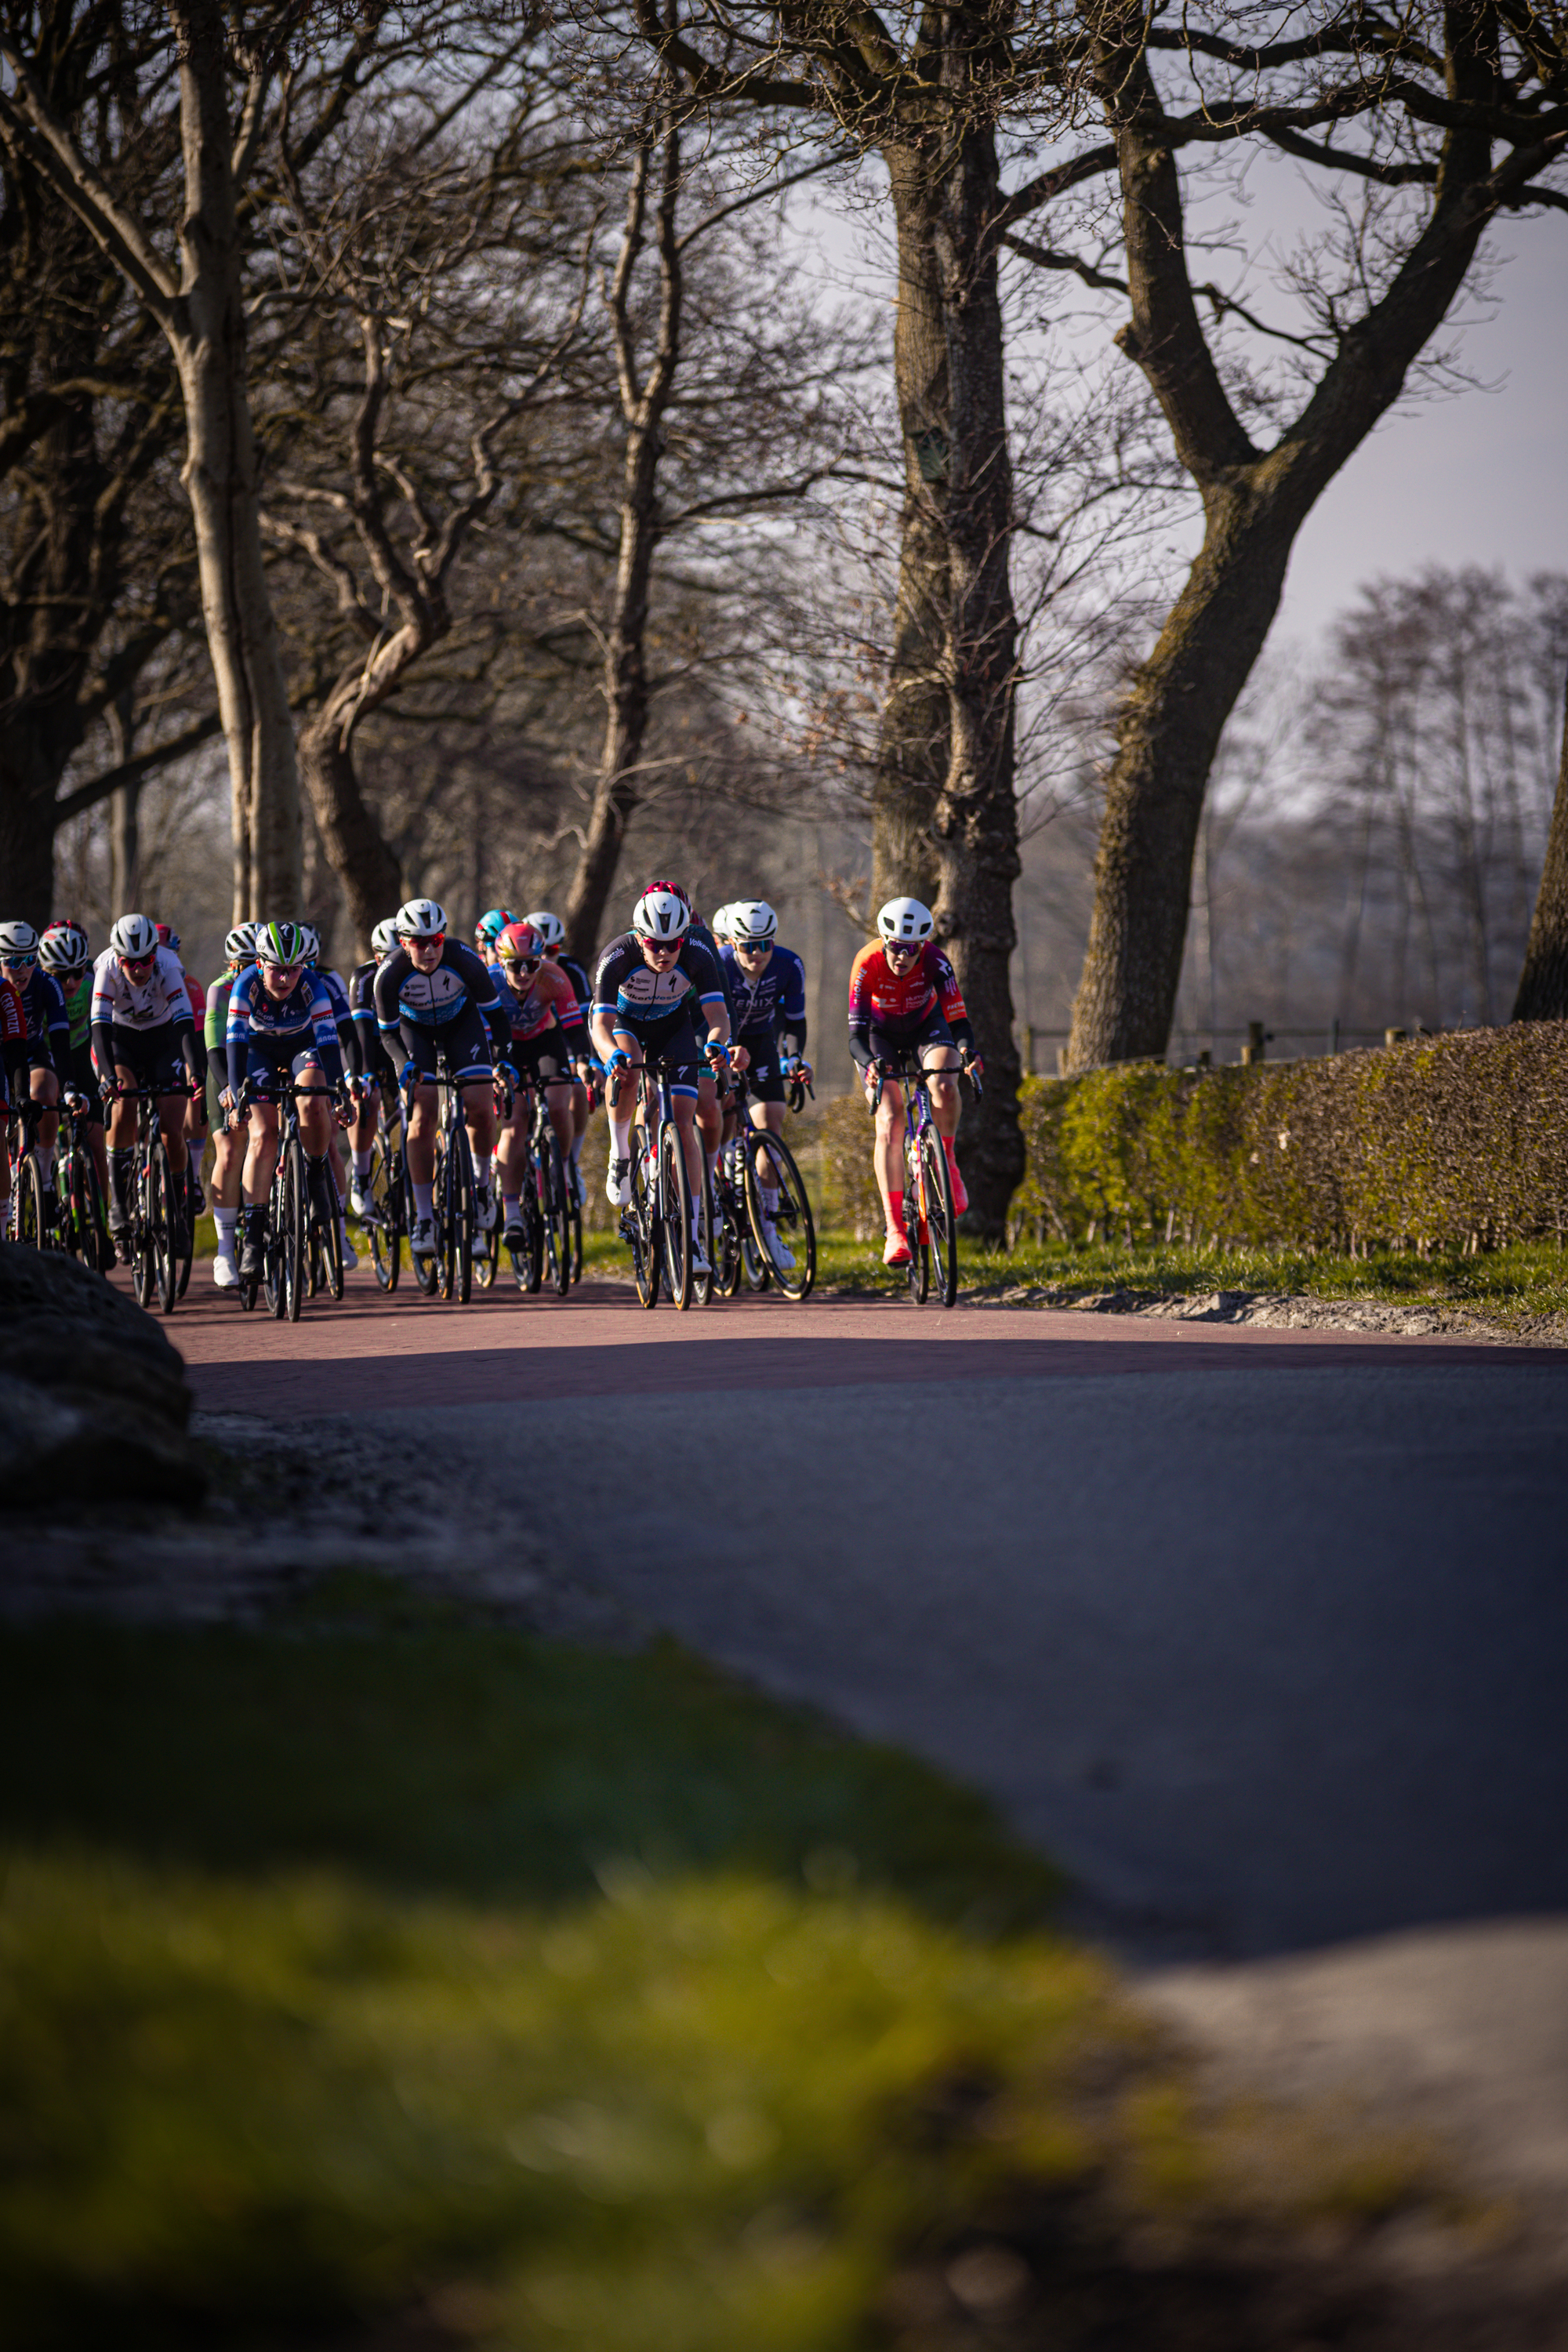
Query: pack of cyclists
1 882 981 1299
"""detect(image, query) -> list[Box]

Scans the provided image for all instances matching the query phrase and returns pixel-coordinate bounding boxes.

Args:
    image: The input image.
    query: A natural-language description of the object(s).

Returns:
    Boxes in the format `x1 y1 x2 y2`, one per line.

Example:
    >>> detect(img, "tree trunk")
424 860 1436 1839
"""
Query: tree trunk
564 122 681 964
110 781 141 910
298 717 403 964
0 719 63 924
169 0 298 921
871 148 950 915
1512 664 1568 1018
1067 487 1294 1064
924 111 1025 1237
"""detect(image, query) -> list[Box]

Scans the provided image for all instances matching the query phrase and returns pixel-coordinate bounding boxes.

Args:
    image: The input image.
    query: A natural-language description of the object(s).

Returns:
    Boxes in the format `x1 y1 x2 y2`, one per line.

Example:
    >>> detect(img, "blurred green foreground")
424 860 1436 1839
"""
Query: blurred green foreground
0 1584 1432 2350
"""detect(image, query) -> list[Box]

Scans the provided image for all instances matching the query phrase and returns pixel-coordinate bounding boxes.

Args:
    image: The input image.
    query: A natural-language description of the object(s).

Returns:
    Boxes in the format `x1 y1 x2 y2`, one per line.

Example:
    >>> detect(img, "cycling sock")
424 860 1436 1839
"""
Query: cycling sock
32 1143 51 1186
503 1192 521 1220
760 1185 779 1220
412 1182 434 1222
609 1112 631 1160
569 1134 583 1167
213 1207 238 1252
887 1188 905 1232
109 1149 133 1217
351 1149 372 1180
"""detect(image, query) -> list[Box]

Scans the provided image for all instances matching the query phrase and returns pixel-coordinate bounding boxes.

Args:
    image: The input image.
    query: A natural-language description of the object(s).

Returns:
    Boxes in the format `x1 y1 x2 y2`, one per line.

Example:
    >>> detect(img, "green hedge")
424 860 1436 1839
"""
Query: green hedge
1014 1024 1568 1254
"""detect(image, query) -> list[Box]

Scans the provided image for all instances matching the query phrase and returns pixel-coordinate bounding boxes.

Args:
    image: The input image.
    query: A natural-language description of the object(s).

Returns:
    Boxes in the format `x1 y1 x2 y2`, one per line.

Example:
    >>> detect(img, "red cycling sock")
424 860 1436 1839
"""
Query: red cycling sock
887 1189 904 1230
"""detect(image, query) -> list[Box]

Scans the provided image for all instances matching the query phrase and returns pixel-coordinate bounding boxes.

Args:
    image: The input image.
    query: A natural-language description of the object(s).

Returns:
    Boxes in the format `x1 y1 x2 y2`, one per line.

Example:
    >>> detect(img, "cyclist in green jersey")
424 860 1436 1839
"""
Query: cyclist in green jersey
206 924 256 1288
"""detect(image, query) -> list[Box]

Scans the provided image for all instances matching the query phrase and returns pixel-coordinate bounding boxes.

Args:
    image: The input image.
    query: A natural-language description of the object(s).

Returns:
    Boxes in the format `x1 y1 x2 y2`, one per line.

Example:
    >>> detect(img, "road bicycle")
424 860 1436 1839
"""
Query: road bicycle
402 1041 491 1305
869 1052 982 1308
103 1076 198 1315
234 1076 344 1321
5 1091 55 1252
55 1089 114 1273
360 1083 408 1292
614 1052 710 1312
714 1064 818 1303
488 1065 573 1298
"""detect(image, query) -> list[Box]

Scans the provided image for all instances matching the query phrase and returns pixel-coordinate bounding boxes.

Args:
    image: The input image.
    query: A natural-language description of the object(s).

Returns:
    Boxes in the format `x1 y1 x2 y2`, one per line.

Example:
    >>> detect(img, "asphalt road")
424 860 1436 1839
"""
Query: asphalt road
170 1269 1568 1965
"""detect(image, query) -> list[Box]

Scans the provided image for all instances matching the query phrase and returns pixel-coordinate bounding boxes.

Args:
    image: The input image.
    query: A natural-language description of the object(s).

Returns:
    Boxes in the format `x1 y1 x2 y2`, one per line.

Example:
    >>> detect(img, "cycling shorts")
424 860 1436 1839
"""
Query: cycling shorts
398 1004 493 1086
243 1036 328 1094
737 1033 788 1104
612 1012 702 1101
508 1030 567 1090
66 1040 104 1127
106 1020 187 1093
865 1007 954 1090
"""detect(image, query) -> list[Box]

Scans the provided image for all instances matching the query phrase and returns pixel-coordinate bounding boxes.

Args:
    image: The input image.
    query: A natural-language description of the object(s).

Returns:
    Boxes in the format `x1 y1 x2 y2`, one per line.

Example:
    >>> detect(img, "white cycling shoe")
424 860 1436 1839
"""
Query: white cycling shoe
606 1156 630 1207
411 1214 436 1258
690 1232 711 1276
763 1222 795 1270
212 1250 238 1290
348 1174 372 1220
339 1225 358 1272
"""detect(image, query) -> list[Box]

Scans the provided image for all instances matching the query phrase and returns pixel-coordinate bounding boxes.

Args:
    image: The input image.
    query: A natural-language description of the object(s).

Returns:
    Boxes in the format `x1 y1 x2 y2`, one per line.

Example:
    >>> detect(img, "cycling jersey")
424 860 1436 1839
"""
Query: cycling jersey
373 939 510 1062
549 951 592 1026
848 941 972 1067
592 931 727 1036
57 966 92 1050
225 965 345 1095
347 960 383 1080
494 959 586 1048
90 945 192 1033
718 942 807 1043
0 973 24 1107
9 968 69 1069
204 971 234 1055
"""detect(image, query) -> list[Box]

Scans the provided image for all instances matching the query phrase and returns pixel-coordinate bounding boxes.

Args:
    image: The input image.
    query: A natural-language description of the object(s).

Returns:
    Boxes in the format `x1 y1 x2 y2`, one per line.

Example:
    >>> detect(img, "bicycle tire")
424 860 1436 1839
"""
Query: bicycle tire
742 1128 816 1302
448 1122 475 1305
569 1189 583 1285
714 1157 744 1298
150 1143 179 1314
78 1149 114 1273
540 1131 572 1298
321 1170 345 1301
13 1151 43 1252
264 1176 285 1316
903 1131 930 1305
176 1163 194 1299
918 1127 958 1307
659 1123 693 1311
630 1138 659 1308
283 1136 307 1323
522 1146 545 1294
368 1139 401 1290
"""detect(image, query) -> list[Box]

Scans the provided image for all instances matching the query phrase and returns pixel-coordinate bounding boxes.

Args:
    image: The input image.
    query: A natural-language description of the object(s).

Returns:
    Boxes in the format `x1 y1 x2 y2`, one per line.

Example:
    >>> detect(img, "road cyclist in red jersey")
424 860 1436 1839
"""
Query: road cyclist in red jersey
490 919 594 1250
522 911 596 1207
847 897 982 1269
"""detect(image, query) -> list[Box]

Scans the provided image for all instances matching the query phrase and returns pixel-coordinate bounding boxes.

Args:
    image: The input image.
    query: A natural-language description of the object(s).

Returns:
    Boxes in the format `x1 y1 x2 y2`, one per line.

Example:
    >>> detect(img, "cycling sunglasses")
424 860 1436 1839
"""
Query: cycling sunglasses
405 931 445 949
0 949 37 969
503 955 541 975
119 949 157 972
884 939 921 959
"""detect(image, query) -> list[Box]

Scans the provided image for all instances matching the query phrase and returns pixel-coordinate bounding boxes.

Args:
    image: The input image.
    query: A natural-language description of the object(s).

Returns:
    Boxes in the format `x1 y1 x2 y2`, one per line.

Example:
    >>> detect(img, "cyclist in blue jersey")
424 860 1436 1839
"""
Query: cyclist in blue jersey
474 906 517 965
345 916 399 1220
719 898 811 1270
298 923 358 1269
372 895 512 1262
226 919 350 1281
0 918 69 1223
590 887 731 1274
523 910 594 1204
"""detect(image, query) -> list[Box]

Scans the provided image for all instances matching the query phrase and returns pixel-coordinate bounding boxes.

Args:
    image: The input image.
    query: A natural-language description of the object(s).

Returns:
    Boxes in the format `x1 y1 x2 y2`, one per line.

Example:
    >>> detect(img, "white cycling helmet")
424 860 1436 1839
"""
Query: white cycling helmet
110 912 159 960
0 918 40 959
395 896 447 940
297 922 321 965
523 910 566 949
371 916 399 957
730 899 777 945
877 896 934 945
223 922 258 965
39 920 90 972
710 903 732 942
632 887 691 942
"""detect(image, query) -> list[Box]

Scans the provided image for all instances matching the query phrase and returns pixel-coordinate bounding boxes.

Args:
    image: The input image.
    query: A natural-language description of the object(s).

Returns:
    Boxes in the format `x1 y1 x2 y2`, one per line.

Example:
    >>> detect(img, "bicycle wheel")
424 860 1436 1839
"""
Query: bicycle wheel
147 1144 177 1314
282 1137 307 1323
521 1148 544 1294
742 1128 816 1302
539 1131 572 1298
569 1186 583 1285
691 1165 715 1306
714 1162 743 1298
175 1163 194 1299
12 1151 43 1251
659 1123 693 1311
446 1124 474 1305
320 1170 345 1302
917 1127 958 1307
264 1177 285 1317
902 1131 930 1305
629 1138 659 1308
368 1139 401 1290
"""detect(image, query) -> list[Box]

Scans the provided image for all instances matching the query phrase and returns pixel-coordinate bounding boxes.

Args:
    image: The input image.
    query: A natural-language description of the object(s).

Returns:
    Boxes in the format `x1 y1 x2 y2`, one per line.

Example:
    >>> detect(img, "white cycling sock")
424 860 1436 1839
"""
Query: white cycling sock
610 1112 631 1160
705 1148 719 1188
760 1185 779 1221
351 1148 372 1179
33 1143 51 1185
412 1182 434 1222
213 1206 238 1251
503 1191 521 1219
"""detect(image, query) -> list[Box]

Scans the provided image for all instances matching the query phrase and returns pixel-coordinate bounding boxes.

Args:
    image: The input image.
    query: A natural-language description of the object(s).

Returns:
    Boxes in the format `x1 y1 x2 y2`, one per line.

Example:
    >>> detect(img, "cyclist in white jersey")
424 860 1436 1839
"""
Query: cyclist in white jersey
89 914 201 1254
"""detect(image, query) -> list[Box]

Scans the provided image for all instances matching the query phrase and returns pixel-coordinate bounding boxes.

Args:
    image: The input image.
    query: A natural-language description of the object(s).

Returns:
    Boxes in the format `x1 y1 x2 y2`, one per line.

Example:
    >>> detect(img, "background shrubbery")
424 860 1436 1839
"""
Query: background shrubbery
1012 1024 1568 1255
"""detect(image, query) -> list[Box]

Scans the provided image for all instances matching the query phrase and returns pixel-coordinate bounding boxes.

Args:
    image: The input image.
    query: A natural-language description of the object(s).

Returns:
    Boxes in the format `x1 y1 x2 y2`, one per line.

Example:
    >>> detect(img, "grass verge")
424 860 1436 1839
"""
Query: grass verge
0 1585 1446 2352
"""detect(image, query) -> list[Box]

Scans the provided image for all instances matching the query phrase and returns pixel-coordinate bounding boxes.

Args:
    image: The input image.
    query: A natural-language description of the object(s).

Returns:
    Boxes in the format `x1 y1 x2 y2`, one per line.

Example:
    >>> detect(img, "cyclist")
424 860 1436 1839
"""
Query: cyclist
848 898 980 1267
719 898 811 1270
491 919 593 1248
155 921 209 1221
299 922 358 1269
0 919 69 1226
39 919 109 1221
474 906 518 965
639 879 733 1207
590 886 731 1275
89 913 201 1258
523 910 594 1204
225 919 350 1283
372 896 511 1264
204 922 256 1288
0 958 27 1229
345 916 399 1221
